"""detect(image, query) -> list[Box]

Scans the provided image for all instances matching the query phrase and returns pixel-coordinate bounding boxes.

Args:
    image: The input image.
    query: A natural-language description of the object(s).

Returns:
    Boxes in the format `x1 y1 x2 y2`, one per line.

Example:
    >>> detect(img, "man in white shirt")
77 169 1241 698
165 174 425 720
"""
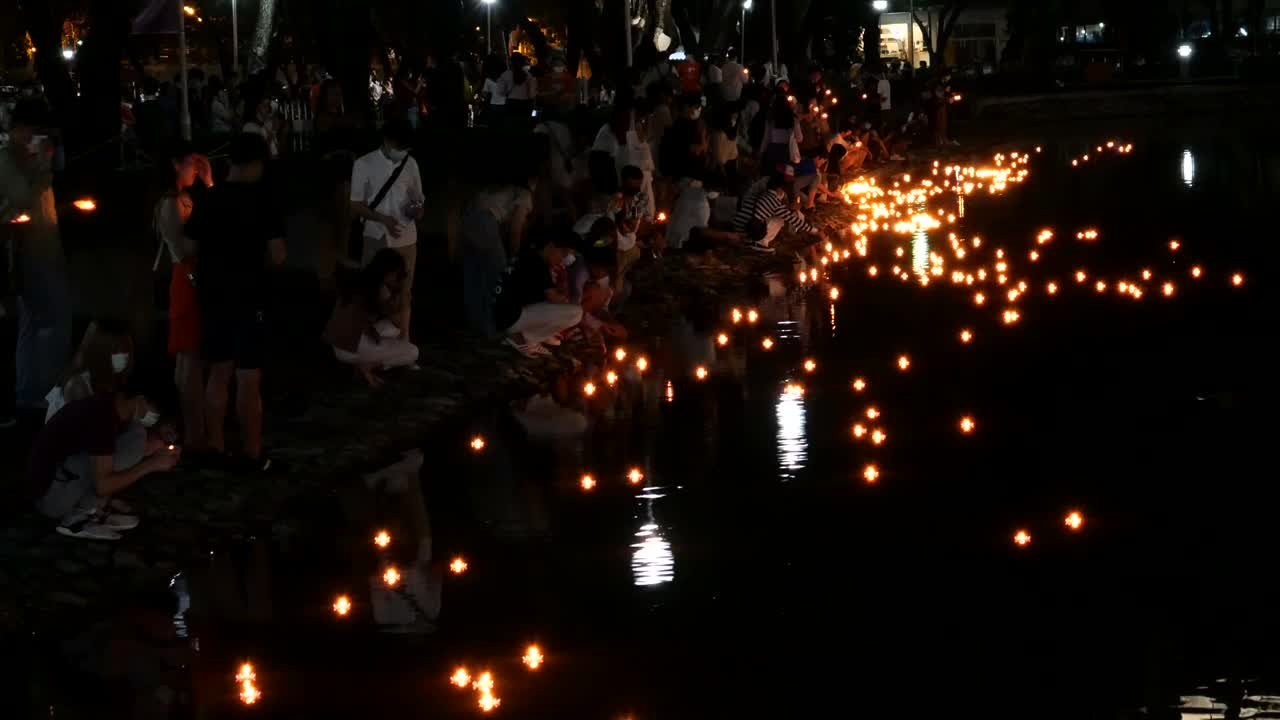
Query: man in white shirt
350 116 424 339
877 71 892 112
720 59 745 102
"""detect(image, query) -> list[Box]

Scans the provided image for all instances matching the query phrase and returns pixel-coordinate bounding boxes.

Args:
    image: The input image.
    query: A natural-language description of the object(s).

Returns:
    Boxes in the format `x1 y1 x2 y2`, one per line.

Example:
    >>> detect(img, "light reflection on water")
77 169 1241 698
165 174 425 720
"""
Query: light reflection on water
631 487 675 587
775 386 807 480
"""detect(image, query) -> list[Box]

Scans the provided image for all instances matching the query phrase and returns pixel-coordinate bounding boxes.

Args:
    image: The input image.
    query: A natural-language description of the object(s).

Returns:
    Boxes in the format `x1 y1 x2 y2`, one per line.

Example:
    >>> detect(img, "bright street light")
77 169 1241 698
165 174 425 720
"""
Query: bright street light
1176 43 1193 58
482 0 496 55
743 0 752 8
61 48 74 60
872 0 889 11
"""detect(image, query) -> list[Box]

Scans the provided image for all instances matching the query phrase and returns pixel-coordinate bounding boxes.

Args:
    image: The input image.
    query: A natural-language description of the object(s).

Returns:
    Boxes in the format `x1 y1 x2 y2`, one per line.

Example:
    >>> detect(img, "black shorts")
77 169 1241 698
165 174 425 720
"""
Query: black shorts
202 306 267 369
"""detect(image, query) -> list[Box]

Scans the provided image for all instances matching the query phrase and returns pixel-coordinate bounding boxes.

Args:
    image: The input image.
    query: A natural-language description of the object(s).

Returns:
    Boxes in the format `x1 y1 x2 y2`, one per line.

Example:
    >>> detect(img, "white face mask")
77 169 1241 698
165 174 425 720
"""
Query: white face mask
385 147 408 162
111 353 130 373
139 409 160 428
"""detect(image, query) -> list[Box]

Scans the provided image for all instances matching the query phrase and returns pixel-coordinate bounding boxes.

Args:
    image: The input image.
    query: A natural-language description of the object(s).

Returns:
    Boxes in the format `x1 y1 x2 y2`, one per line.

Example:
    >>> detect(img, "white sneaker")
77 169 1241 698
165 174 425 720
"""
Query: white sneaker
56 522 122 541
100 513 140 530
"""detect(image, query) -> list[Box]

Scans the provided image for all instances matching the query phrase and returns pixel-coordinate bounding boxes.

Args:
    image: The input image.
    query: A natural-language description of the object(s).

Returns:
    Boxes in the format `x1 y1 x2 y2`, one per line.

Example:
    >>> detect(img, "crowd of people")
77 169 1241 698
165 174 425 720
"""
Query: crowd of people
1 47 963 542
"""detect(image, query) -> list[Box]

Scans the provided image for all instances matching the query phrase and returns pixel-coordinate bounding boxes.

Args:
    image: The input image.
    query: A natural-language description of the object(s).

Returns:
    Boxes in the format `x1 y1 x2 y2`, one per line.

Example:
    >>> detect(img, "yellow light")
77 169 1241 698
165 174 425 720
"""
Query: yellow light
1169 240 1180 252
1047 282 1058 295
959 416 975 434
1162 282 1174 297
974 292 985 306
761 337 774 350
960 329 973 344
865 406 880 420
868 265 879 277
615 347 628 361
1232 272 1244 287
450 557 469 574
635 356 648 372
474 671 495 693
478 691 501 713
716 333 729 346
583 382 597 396
606 370 618 385
1141 269 1152 280
829 287 840 300
1007 288 1020 302
895 246 904 257
374 530 391 549
863 465 879 483
731 308 743 324
1064 511 1084 530
332 595 352 616
383 566 401 587
747 309 759 324
1075 270 1087 283
852 424 867 439
783 383 805 398
628 468 644 485
451 667 472 688
72 198 96 212
470 436 486 451
522 645 544 670
1117 282 1128 293
695 365 708 380
804 359 817 373
10 213 31 224
1191 266 1202 278
852 377 866 392
656 211 668 222
897 355 911 371
236 662 261 705
1095 280 1107 293
580 474 596 491
1002 309 1020 325
871 429 886 445
1013 530 1031 547
1029 250 1039 262
183 5 196 15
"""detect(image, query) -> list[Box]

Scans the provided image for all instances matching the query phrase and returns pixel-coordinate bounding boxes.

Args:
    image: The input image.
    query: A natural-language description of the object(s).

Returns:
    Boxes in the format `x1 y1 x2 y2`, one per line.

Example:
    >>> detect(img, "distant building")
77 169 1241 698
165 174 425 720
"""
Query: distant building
878 3 1010 70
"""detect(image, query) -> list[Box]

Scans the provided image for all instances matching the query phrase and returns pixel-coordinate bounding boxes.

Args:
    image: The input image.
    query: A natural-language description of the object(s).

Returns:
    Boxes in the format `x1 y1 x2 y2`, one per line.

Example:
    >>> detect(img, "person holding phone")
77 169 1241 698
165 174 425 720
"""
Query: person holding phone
27 389 180 541
0 97 72 416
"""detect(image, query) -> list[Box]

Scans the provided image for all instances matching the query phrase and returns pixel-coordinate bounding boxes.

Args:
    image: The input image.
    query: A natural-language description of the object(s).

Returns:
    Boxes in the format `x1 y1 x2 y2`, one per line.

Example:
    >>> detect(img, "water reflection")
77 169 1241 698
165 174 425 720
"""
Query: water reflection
1181 149 1196 187
775 385 808 480
631 490 675 587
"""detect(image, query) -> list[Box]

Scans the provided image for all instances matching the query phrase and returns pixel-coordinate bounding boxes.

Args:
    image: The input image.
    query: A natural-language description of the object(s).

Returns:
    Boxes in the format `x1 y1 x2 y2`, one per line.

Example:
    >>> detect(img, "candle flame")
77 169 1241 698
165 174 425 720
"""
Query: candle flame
478 692 501 712
897 355 911 371
871 429 886 445
852 377 867 392
374 530 391 548
804 359 817 372
716 333 729 346
865 406 880 420
522 645 544 670
606 370 618 385
470 436 486 451
1162 282 1174 297
695 366 709 380
1014 530 1032 547
474 671 494 693
628 468 644 485
960 329 973 343
1232 272 1244 287
332 595 352 616
731 308 743 323
959 416 976 434
451 667 472 688
73 198 96 212
636 356 649 372
583 382 597 396
761 337 774 350
852 424 867 439
615 347 628 361
829 287 840 300
747 309 759 324
383 567 400 586
450 557 469 574
1064 511 1084 530
863 465 879 483
10 213 31 224
580 474 596 491
1191 266 1202 278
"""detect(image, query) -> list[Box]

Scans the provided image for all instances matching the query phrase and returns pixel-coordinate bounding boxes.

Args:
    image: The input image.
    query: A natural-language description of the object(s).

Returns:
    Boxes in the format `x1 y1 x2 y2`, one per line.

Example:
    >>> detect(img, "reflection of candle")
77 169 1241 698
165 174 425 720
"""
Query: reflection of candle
474 671 494 693
73 198 97 212
1095 280 1107 293
829 287 840 300
383 567 401 586
974 292 985 306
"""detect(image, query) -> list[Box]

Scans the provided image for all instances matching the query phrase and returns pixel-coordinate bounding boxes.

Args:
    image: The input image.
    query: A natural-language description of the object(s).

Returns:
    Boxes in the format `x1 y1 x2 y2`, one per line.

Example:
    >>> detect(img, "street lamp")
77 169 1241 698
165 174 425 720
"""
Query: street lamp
741 1 752 64
1176 43 1193 59
482 0 496 55
872 0 888 11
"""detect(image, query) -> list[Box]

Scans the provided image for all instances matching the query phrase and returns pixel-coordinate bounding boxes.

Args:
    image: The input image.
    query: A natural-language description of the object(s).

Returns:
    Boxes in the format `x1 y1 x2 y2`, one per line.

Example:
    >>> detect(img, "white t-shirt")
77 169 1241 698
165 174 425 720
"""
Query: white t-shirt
482 77 507 106
350 149 424 248
499 70 537 101
877 78 892 111
592 124 622 156
666 180 710 250
708 64 724 85
474 186 533 226
720 61 745 102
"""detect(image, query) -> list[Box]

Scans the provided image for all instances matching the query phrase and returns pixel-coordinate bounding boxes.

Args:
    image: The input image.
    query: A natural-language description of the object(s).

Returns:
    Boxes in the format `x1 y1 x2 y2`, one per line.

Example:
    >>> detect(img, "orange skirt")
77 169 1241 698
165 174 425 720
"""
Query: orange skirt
168 259 201 355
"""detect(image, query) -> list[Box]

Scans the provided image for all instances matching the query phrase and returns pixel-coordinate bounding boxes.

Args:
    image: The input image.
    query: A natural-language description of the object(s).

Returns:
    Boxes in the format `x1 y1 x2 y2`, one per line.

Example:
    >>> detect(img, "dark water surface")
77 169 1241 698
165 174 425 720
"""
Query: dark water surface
25 134 1280 719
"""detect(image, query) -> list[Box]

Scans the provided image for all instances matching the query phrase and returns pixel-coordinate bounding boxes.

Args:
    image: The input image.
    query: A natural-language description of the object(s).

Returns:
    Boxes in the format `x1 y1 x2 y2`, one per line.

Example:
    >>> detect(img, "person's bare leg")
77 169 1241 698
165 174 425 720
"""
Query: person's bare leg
236 368 264 460
205 361 234 453
176 351 206 449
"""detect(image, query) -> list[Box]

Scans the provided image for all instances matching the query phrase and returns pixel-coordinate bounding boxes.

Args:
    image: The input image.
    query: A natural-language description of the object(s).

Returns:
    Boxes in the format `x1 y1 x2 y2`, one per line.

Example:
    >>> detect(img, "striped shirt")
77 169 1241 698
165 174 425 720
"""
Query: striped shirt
733 183 815 236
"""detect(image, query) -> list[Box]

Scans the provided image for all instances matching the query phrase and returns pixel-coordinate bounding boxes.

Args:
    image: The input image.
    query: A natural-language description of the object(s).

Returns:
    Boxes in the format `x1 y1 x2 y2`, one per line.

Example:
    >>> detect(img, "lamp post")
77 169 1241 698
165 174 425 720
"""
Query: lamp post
741 0 752 65
231 0 239 77
482 0 495 55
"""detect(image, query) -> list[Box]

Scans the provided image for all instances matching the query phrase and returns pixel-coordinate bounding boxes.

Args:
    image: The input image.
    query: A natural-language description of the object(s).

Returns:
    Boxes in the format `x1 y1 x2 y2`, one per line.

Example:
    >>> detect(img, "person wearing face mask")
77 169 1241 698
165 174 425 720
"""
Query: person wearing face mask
44 318 136 422
1 97 72 419
350 116 423 341
242 89 281 159
27 385 180 541
324 248 418 387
